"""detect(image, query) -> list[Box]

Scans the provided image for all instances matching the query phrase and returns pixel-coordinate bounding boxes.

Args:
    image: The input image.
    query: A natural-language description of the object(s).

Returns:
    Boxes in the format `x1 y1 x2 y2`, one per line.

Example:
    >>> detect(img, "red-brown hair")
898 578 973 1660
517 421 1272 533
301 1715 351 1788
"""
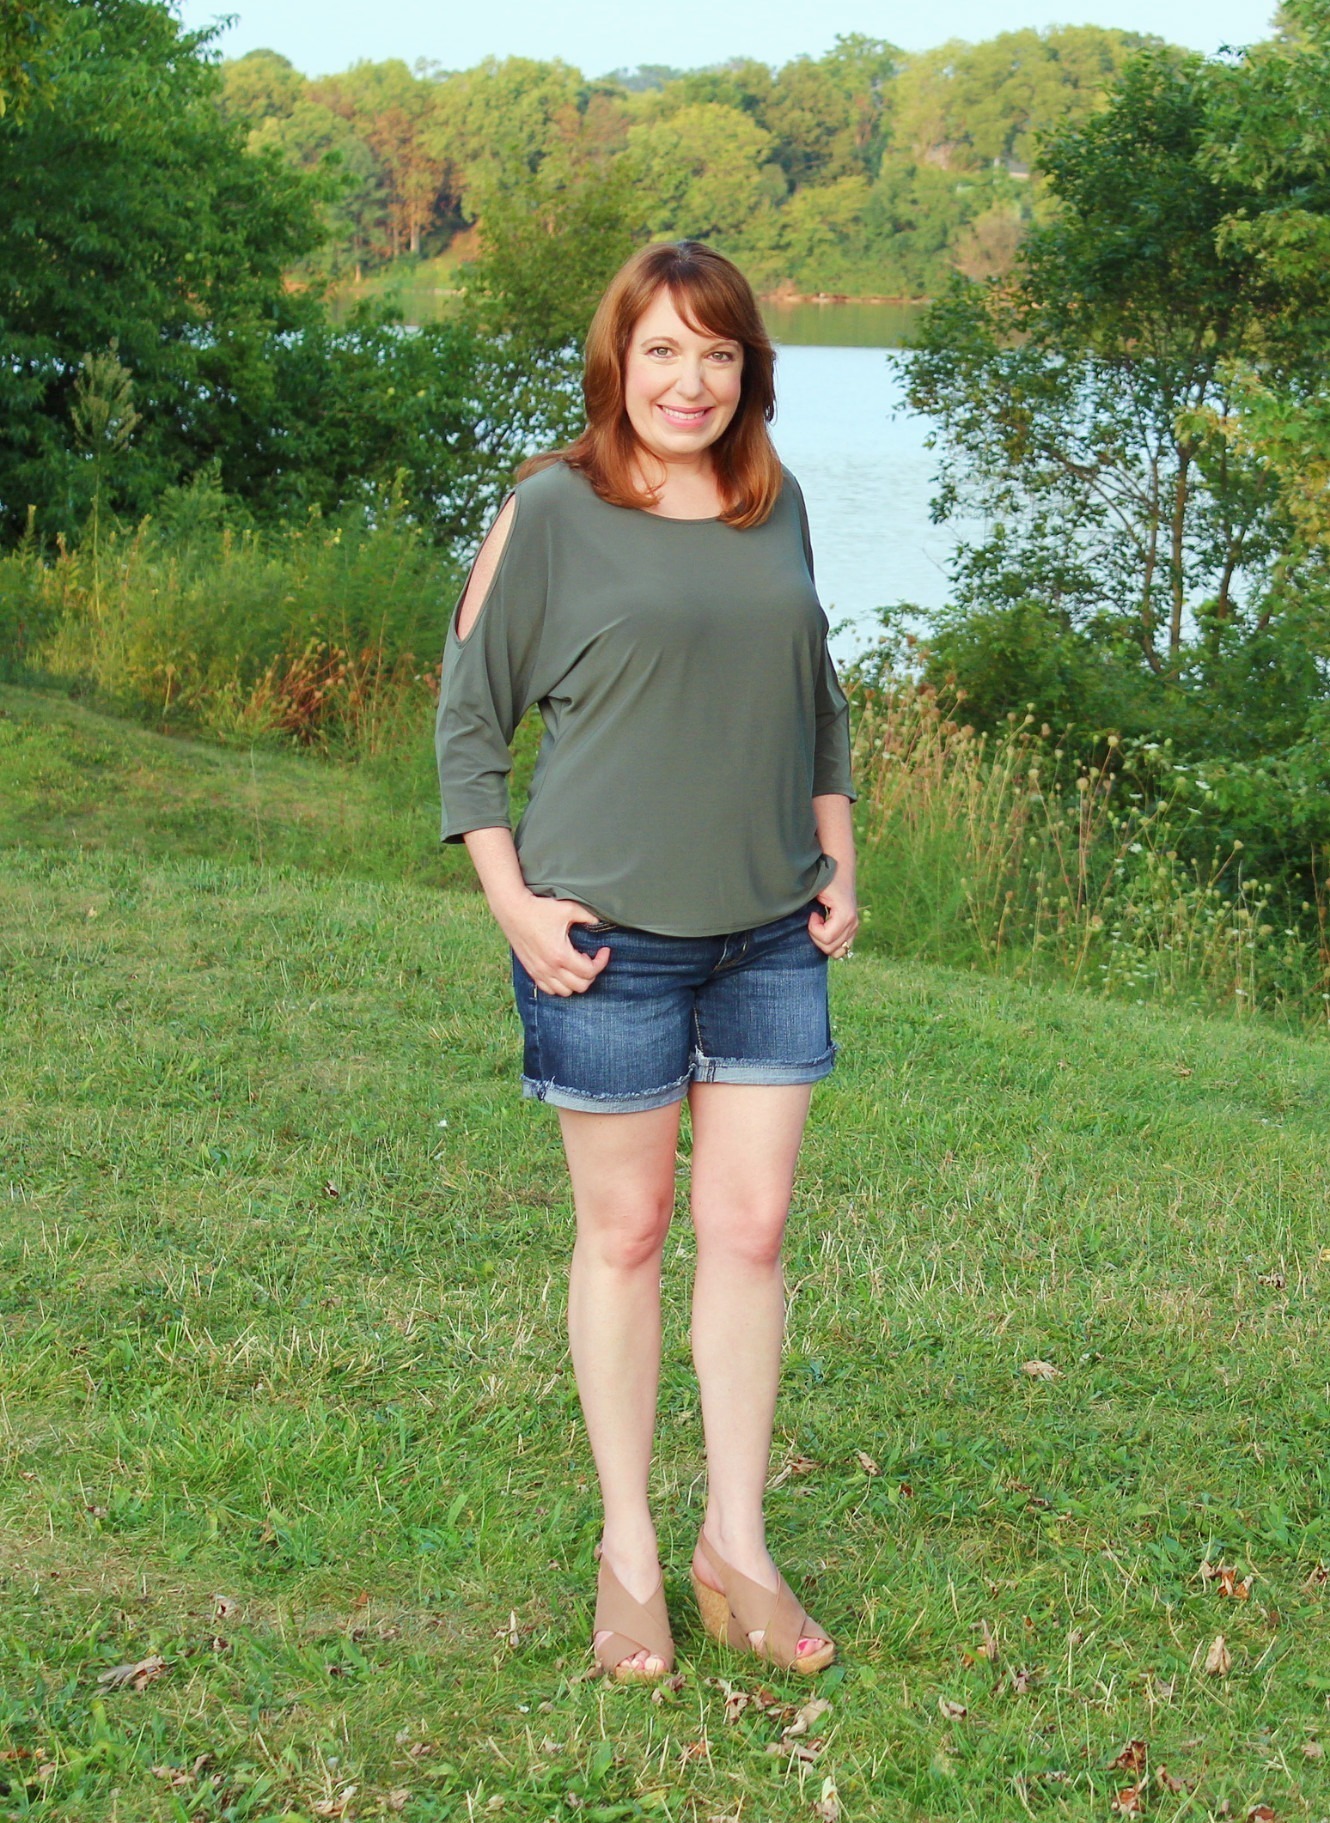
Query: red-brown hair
519 241 782 529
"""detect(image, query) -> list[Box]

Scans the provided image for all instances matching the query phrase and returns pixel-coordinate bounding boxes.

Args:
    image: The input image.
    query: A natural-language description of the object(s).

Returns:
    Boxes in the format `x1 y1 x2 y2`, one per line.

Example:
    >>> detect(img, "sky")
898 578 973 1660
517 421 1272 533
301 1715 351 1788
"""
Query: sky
174 0 1281 79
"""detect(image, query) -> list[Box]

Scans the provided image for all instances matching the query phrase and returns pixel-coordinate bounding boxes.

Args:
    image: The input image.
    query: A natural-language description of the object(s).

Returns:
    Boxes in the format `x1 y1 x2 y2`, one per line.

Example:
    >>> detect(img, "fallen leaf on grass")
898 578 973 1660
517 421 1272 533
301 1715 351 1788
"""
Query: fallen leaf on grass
813 1775 840 1821
765 1738 824 1764
1247 1807 1275 1822
323 1181 340 1198
97 1655 167 1691
679 1740 711 1765
1201 1561 1254 1599
1111 1785 1145 1816
976 1619 999 1660
212 1595 238 1620
497 1609 520 1648
1109 1742 1148 1774
649 1673 686 1704
785 1698 832 1739
1021 1360 1062 1380
151 1760 212 1790
856 1451 881 1476
1156 1767 1191 1793
386 1794 411 1814
1302 1742 1323 1760
938 1698 967 1720
1301 1563 1328 1591
1205 1634 1232 1677
312 1790 356 1818
1007 1666 1039 1695
788 1455 820 1476
708 1678 788 1724
1257 1270 1286 1288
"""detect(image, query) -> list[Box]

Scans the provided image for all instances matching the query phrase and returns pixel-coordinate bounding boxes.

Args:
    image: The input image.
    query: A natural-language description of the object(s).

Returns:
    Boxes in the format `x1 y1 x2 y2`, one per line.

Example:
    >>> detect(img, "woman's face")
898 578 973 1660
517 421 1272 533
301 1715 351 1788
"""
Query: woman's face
622 288 744 465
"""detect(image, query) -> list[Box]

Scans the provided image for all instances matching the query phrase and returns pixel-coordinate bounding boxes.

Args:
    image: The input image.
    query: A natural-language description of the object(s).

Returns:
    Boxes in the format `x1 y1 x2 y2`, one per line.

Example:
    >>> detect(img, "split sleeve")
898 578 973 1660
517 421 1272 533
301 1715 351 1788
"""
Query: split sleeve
434 488 551 843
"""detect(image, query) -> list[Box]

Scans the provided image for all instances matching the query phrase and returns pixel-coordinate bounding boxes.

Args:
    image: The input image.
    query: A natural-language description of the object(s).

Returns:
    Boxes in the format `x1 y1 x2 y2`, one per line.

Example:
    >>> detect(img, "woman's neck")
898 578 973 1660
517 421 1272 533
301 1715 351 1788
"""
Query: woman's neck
634 451 725 520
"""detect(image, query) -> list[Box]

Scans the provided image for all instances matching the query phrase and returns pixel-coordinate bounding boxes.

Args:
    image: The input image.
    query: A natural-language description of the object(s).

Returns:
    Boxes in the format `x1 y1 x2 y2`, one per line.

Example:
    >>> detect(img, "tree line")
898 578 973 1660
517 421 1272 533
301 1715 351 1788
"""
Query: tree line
222 27 1156 300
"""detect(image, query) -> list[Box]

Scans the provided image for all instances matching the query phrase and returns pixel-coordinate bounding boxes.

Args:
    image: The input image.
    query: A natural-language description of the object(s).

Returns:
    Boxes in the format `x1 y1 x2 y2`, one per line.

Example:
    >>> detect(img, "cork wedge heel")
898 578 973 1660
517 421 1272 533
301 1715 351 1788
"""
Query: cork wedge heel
690 1529 836 1677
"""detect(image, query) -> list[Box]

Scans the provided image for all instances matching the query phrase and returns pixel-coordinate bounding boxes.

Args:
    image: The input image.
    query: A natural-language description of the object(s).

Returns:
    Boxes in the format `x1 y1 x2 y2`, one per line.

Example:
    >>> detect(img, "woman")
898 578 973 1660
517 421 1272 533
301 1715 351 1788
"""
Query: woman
436 240 857 1682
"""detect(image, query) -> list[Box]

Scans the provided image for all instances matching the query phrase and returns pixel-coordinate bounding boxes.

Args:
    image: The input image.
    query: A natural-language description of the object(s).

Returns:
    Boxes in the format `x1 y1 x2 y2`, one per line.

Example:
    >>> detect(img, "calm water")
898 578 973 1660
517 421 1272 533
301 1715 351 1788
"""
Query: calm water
768 343 966 664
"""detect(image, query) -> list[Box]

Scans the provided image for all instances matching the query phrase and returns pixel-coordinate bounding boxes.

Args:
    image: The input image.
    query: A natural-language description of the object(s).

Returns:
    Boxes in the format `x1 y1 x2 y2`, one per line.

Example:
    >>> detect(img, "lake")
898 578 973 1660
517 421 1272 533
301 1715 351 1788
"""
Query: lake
767 341 965 666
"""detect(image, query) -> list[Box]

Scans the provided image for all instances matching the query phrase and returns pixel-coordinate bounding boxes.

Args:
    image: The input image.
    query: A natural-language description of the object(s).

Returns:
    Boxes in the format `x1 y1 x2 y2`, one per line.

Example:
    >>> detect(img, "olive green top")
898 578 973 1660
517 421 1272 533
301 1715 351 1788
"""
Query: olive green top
435 459 855 938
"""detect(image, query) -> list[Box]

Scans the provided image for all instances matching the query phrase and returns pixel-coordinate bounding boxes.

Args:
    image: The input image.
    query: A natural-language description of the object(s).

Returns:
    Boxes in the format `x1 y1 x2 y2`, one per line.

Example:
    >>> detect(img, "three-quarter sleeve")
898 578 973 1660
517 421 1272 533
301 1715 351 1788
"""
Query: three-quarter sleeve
435 488 550 843
787 471 856 802
813 646 856 799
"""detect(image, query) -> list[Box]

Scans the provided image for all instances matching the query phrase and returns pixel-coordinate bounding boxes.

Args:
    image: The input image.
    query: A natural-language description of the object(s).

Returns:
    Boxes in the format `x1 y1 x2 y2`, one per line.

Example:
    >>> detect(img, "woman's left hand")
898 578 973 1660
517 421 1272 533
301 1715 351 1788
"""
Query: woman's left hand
808 876 859 960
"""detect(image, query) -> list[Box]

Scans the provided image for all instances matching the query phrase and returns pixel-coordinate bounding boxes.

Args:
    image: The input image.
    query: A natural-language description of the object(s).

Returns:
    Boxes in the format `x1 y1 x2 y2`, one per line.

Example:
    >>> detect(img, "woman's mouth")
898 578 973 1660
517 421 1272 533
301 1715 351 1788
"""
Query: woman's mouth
656 403 712 427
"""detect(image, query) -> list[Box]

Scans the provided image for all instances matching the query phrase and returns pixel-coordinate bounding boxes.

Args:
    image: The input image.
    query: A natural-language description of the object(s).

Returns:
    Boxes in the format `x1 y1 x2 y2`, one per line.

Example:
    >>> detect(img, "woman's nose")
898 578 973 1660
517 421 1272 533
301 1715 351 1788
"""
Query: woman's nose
673 361 706 398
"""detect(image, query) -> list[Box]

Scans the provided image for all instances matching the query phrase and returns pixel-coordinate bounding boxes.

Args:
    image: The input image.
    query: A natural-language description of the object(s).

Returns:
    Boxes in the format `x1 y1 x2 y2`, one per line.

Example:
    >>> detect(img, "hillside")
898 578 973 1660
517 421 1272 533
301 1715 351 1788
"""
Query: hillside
2 685 1328 1821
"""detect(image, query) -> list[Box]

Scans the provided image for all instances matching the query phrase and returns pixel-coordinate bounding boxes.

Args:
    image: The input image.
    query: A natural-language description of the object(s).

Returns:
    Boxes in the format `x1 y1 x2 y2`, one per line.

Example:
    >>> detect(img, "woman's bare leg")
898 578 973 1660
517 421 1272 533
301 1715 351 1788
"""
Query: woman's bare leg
687 1081 829 1656
558 1099 682 1672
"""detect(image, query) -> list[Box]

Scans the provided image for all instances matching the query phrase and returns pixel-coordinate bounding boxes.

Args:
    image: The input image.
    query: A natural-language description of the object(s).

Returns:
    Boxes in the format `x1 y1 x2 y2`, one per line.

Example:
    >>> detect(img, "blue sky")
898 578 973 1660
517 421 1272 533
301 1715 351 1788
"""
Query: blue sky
175 0 1280 78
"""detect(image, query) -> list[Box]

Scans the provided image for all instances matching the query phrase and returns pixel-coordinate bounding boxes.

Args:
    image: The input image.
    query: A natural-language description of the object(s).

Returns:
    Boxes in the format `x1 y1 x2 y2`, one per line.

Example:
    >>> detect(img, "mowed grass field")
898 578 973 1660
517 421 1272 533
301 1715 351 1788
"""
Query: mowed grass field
2 686 1329 1823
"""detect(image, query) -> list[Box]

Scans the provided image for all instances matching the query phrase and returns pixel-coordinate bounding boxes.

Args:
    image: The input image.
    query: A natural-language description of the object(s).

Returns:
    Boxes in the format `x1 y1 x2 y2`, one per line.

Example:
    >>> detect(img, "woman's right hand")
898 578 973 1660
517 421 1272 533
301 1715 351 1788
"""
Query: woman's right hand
497 891 610 996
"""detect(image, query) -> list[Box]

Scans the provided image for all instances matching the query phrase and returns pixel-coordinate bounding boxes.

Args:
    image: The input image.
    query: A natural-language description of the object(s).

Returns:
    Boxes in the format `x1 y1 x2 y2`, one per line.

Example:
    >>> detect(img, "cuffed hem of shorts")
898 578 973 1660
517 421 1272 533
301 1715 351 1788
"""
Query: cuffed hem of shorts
520 1069 692 1114
689 1042 838 1086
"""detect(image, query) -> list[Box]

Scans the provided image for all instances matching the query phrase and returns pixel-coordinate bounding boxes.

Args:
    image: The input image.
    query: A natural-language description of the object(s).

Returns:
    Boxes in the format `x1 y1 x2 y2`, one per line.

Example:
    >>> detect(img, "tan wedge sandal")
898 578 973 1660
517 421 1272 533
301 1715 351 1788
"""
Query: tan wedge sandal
592 1552 676 1683
690 1529 836 1676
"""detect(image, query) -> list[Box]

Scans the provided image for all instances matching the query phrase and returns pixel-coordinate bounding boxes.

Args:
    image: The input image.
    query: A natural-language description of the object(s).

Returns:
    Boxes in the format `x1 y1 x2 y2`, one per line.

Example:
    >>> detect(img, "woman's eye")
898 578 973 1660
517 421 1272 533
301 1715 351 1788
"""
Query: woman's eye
708 349 737 362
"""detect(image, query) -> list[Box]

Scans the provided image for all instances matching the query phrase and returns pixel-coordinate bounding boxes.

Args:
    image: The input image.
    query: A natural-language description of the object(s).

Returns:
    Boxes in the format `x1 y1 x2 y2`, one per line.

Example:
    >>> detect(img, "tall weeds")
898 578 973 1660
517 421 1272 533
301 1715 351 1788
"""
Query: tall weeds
2 489 458 758
852 681 1329 1029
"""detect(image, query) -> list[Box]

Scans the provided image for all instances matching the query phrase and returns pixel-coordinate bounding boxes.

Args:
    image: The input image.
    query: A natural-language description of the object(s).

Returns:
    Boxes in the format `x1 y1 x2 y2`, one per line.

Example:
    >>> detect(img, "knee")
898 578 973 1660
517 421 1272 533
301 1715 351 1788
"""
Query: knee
695 1198 788 1270
579 1196 673 1272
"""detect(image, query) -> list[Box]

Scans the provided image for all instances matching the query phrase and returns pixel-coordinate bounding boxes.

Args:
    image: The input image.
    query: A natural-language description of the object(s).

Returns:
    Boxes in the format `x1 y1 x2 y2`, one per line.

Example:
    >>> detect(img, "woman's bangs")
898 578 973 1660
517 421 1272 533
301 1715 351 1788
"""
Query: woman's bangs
665 271 765 353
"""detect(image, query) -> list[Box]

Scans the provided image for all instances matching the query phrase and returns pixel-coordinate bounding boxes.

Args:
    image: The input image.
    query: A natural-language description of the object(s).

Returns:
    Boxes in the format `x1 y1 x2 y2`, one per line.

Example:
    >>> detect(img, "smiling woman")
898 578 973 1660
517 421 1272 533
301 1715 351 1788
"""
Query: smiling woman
621 296 744 509
434 240 857 1687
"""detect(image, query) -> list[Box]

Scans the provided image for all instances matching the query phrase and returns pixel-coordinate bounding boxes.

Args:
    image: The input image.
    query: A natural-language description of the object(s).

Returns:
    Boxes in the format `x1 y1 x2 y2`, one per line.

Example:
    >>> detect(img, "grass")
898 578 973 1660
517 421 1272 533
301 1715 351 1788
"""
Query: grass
2 683 1330 1822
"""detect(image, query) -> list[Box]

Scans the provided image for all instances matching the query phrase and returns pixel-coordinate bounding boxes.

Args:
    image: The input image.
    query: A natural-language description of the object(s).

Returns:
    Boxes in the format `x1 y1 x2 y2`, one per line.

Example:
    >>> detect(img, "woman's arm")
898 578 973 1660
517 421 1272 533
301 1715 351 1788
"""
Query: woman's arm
807 793 859 957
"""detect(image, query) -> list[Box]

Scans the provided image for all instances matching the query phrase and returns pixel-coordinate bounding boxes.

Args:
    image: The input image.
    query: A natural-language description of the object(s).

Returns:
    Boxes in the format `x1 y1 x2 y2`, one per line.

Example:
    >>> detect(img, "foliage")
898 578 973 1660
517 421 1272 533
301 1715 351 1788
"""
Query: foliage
0 3 586 551
227 28 1152 304
0 0 326 541
627 102 777 247
849 680 1328 1027
897 18 1330 910
2 480 461 743
0 0 59 117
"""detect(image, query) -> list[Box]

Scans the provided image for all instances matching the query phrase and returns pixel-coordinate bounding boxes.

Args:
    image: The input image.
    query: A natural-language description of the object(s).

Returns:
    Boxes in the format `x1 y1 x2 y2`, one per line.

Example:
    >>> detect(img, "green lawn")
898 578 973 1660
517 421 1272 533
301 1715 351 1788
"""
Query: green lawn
2 685 1329 1822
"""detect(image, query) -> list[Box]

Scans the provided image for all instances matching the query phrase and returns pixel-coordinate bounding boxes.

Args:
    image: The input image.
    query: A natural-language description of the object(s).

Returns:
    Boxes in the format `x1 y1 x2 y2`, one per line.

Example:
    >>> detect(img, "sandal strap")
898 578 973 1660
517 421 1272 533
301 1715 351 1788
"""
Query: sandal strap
696 1530 828 1670
593 1557 674 1674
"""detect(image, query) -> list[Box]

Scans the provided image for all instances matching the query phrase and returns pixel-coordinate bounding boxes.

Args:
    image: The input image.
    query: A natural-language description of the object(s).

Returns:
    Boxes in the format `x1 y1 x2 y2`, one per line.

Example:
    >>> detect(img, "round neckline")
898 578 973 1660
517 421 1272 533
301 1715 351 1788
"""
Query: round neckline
639 508 723 524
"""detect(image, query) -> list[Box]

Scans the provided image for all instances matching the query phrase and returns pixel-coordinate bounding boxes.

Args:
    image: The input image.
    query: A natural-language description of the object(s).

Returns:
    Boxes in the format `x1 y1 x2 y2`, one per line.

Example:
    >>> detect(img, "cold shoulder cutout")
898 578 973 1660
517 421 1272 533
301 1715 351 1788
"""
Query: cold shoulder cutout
456 492 517 642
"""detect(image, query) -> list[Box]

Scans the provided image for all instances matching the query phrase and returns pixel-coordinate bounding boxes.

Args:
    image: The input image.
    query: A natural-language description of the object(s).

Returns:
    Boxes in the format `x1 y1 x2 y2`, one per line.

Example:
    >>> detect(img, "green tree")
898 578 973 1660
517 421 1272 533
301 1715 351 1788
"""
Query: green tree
0 0 59 118
220 47 304 124
627 102 775 247
0 0 326 541
899 17 1330 889
314 60 447 257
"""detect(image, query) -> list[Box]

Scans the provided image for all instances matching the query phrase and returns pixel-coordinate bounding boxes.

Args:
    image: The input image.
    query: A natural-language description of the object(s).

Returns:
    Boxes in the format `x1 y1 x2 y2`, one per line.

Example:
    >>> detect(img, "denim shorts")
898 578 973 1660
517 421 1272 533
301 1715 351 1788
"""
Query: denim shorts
512 901 837 1114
